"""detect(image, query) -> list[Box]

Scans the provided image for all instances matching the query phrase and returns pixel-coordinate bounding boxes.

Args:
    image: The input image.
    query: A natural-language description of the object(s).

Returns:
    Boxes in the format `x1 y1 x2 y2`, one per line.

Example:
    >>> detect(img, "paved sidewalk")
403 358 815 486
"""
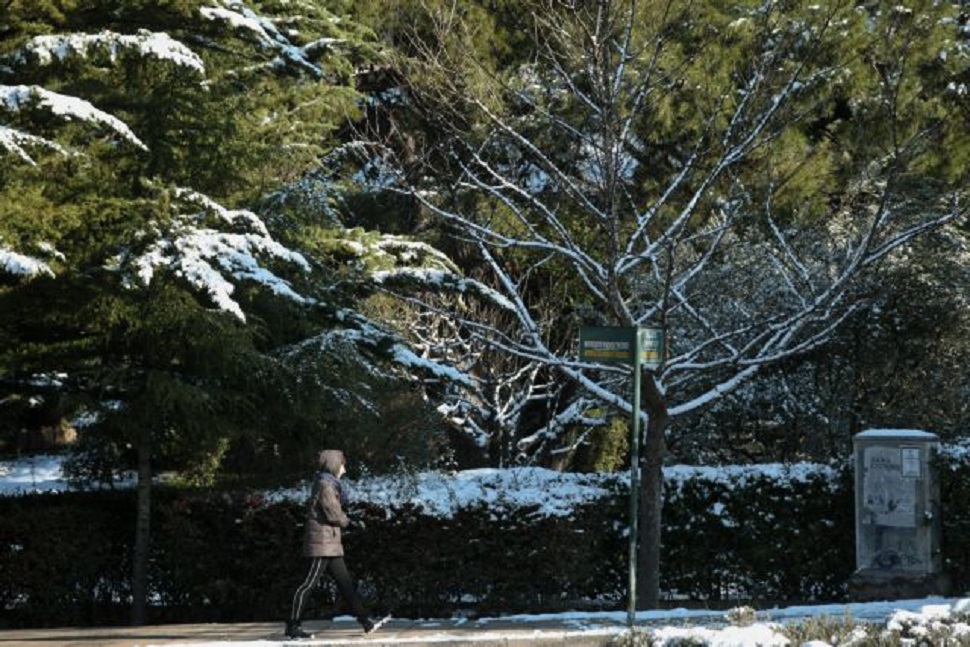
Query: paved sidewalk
0 616 630 647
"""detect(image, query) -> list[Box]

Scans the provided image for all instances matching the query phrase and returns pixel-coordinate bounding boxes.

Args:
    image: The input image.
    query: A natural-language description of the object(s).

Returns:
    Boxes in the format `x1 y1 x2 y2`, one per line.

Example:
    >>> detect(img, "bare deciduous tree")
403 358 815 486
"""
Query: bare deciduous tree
372 0 969 606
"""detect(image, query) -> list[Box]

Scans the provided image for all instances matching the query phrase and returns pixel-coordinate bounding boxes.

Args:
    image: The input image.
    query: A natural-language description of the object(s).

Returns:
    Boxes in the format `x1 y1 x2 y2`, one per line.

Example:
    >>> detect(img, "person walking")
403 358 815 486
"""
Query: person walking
285 449 385 639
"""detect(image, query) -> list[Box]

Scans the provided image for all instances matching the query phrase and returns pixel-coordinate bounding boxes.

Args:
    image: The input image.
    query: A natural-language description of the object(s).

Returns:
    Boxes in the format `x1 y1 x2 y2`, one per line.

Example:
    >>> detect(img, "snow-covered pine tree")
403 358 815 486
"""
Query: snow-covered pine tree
0 0 453 623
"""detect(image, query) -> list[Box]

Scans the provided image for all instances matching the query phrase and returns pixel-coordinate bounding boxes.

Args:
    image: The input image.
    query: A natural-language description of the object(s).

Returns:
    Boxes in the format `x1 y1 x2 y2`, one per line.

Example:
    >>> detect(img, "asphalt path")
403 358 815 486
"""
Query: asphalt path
2 598 956 647
0 615 630 647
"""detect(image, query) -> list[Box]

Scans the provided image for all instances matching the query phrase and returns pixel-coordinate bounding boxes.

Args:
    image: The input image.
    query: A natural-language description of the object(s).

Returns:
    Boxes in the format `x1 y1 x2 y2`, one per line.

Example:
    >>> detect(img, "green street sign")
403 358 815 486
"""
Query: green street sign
580 326 664 369
579 326 636 364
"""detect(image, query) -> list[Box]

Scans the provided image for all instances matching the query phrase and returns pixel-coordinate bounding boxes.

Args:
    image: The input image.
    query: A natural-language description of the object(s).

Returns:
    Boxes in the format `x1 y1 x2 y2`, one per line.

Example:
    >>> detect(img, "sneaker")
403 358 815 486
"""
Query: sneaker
284 621 313 639
361 614 390 634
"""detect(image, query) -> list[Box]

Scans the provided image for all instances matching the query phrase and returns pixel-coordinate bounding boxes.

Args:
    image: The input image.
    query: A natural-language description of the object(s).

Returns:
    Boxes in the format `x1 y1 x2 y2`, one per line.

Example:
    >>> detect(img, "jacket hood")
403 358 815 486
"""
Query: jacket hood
317 449 345 475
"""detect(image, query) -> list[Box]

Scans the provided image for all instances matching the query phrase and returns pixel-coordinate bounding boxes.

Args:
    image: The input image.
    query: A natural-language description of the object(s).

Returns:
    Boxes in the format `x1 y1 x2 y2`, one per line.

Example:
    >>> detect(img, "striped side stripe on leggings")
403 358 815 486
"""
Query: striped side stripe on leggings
290 557 324 621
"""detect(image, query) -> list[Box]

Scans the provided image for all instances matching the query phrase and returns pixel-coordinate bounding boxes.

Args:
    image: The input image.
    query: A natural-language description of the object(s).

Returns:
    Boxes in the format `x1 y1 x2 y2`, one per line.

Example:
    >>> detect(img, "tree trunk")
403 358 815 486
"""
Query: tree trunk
637 373 669 609
131 427 152 625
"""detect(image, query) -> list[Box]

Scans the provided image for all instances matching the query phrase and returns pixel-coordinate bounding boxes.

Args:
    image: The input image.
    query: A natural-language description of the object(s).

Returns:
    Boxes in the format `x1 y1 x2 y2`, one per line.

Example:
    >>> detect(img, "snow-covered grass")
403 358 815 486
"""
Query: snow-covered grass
3 454 968 646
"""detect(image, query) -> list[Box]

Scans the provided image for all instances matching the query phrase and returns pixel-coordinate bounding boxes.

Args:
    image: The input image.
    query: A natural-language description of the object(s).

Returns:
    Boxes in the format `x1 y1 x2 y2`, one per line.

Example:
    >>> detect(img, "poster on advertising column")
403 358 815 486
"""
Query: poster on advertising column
862 446 917 528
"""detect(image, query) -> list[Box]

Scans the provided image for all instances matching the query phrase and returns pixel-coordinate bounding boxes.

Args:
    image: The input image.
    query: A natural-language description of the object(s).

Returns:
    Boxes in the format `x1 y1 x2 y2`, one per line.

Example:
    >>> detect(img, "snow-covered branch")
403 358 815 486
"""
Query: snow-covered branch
122 188 312 322
16 30 205 73
0 85 147 152
200 0 337 78
0 245 54 280
0 125 67 164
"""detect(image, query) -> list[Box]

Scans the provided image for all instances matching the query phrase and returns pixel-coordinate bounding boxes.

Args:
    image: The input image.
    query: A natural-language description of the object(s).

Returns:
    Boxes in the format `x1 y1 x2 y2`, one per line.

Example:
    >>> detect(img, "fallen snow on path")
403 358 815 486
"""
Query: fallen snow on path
126 598 970 646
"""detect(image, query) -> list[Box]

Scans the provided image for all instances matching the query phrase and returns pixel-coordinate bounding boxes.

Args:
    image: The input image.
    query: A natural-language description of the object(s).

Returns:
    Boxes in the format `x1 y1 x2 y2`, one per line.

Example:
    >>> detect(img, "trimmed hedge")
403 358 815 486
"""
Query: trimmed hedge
662 465 856 603
347 496 628 617
0 491 133 627
2 453 969 628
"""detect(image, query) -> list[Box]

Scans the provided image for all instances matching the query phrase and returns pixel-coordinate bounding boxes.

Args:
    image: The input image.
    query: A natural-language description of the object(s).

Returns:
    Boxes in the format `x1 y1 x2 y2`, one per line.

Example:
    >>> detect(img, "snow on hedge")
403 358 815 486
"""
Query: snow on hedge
0 454 839 514
335 467 620 519
665 462 842 494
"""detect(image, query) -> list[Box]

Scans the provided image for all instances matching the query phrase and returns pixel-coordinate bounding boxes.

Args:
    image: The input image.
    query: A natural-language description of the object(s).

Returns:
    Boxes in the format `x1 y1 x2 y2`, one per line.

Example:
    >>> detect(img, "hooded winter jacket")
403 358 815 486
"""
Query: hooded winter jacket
303 450 350 557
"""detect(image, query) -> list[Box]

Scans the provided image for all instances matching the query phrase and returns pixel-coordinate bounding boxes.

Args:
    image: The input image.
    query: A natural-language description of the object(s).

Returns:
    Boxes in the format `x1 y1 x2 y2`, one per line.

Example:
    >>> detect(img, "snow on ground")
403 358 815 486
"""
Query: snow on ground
115 599 970 647
0 453 80 494
3 454 969 646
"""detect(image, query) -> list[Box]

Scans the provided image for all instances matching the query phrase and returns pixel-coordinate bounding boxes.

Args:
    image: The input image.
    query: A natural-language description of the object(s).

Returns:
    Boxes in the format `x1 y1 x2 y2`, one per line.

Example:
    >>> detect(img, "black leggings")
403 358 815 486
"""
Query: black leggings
289 556 367 622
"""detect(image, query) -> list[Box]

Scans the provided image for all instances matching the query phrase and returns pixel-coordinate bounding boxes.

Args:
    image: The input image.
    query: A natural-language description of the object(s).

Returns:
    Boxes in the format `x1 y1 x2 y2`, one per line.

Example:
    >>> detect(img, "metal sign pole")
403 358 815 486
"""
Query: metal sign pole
578 324 661 629
628 330 642 628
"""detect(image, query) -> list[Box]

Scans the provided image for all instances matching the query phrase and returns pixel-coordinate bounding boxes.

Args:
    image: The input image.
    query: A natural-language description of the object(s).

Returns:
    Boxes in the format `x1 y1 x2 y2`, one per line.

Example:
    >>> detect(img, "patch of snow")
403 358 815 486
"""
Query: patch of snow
854 429 938 440
19 30 204 73
126 188 312 322
0 245 54 279
0 125 68 164
0 84 147 150
0 455 75 495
